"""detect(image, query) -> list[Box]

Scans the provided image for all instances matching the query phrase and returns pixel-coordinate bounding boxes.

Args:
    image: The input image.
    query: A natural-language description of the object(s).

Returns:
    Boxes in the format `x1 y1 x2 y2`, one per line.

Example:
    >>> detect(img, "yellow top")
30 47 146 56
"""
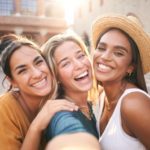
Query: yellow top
0 92 30 150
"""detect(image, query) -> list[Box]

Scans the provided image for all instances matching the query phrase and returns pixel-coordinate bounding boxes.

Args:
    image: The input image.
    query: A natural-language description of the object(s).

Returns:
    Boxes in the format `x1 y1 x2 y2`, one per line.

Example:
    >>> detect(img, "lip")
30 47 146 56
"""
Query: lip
31 77 48 88
75 71 89 79
96 61 113 73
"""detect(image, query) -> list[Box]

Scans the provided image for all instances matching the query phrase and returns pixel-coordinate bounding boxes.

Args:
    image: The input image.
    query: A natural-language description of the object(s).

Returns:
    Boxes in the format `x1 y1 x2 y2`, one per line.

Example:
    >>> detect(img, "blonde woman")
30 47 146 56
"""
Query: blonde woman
42 32 99 141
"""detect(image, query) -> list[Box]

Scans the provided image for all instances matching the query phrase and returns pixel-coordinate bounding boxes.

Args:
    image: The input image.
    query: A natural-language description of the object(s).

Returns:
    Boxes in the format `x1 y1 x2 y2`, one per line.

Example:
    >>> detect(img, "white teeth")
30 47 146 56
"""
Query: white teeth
98 64 111 71
76 71 88 79
32 79 46 88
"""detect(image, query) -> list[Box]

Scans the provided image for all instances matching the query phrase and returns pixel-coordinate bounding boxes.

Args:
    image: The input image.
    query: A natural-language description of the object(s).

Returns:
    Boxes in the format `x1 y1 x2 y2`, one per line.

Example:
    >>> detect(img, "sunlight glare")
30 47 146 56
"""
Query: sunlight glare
60 0 85 25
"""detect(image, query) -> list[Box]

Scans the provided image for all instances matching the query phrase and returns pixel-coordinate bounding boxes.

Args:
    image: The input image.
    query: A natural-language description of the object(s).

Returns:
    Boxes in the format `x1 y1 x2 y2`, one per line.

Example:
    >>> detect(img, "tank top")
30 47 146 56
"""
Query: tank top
96 88 150 150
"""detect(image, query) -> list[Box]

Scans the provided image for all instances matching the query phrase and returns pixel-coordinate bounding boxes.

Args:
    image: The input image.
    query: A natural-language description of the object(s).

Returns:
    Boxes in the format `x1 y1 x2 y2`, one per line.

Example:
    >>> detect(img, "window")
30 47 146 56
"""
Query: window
21 0 37 16
0 0 14 16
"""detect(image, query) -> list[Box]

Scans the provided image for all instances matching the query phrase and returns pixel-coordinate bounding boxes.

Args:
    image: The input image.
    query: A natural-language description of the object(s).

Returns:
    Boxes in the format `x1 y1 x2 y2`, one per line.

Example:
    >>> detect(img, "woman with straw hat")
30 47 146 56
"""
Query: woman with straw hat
92 14 150 150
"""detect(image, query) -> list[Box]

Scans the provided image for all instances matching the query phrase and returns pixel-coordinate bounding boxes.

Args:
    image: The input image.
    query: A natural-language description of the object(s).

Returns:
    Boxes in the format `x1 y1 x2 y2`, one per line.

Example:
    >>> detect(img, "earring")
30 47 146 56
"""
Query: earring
128 72 132 77
12 87 19 92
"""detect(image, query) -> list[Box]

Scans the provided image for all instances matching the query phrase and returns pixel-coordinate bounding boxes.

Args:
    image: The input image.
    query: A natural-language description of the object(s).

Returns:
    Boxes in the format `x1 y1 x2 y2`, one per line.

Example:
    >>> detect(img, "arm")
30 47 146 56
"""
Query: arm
21 100 78 150
121 92 150 149
45 132 101 150
46 111 89 141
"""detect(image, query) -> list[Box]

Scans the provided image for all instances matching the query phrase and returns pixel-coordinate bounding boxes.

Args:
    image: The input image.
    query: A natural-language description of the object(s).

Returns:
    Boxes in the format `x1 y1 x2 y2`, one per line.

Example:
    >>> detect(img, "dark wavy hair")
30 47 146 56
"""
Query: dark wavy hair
0 34 41 90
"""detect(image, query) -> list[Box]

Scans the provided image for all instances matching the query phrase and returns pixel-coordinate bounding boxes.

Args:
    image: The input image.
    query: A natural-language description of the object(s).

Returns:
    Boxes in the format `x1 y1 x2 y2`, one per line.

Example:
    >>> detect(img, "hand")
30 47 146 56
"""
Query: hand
30 99 78 132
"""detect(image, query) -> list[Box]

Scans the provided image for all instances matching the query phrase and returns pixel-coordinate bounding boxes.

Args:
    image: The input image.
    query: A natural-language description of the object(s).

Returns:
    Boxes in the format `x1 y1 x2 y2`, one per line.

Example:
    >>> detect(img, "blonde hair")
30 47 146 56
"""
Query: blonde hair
41 32 98 101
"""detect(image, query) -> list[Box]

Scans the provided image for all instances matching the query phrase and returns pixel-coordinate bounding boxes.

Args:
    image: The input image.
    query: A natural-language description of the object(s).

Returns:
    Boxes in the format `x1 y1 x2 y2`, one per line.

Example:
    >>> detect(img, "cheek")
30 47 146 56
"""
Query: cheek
58 67 73 82
118 57 132 68
93 51 99 59
11 78 26 90
85 59 92 67
116 59 132 75
42 63 50 72
93 51 100 64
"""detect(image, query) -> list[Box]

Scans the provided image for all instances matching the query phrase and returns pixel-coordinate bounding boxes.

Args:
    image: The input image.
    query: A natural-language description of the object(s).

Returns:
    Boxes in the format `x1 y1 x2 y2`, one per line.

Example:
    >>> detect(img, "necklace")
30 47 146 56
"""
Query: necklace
105 82 127 111
105 97 118 111
64 96 92 120
80 105 92 120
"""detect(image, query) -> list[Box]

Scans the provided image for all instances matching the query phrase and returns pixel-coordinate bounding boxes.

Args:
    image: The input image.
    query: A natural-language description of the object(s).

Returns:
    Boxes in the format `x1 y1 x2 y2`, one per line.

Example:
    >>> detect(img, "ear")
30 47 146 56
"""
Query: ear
127 64 134 74
6 76 18 88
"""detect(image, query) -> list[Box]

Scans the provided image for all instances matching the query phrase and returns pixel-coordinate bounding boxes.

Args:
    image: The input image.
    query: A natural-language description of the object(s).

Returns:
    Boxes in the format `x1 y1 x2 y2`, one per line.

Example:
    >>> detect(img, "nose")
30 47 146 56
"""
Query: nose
31 67 42 78
74 59 84 69
101 50 112 61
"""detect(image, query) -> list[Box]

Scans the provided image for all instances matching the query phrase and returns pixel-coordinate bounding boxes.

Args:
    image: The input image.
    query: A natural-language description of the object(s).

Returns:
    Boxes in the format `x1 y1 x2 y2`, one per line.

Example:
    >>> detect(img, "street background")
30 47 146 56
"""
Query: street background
0 0 150 94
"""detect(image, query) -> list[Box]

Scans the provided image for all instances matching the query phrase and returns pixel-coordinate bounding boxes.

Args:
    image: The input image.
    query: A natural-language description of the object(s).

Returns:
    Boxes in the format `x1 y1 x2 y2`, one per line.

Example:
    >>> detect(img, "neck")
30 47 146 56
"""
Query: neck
15 91 45 121
64 92 88 106
103 81 127 101
64 92 92 120
103 81 127 111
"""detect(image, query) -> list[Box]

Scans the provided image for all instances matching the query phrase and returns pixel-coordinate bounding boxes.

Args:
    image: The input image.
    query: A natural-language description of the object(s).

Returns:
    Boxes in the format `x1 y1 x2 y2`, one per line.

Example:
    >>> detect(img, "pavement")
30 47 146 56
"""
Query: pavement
0 67 150 95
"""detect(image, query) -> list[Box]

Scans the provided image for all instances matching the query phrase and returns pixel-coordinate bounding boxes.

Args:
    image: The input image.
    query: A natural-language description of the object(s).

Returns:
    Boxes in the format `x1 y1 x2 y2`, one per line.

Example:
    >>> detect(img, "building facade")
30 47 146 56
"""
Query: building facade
0 0 68 45
73 0 150 43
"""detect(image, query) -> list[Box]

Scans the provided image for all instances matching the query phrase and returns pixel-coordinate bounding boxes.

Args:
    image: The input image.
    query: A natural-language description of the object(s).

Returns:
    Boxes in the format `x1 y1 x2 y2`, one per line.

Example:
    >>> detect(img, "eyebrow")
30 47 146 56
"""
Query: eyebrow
57 57 68 65
14 56 41 71
98 42 129 53
114 45 129 53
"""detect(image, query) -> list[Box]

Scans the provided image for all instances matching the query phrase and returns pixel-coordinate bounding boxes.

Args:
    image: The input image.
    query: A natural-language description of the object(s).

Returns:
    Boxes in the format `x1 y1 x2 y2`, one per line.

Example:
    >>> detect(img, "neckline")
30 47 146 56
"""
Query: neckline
99 87 149 140
64 95 93 120
99 88 127 138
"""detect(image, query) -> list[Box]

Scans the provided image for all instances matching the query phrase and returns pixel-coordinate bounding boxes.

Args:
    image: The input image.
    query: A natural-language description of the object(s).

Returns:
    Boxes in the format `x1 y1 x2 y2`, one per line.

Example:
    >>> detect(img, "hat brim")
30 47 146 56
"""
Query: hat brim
92 14 150 74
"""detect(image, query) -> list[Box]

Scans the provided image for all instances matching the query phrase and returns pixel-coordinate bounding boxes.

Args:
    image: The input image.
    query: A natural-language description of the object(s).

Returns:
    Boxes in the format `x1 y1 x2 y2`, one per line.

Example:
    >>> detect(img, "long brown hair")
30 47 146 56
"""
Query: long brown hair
96 28 147 92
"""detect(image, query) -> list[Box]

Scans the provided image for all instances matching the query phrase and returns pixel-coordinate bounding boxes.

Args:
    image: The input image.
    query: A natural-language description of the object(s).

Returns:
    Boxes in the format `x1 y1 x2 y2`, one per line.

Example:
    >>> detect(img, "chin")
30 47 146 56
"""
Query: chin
39 88 51 96
80 85 92 92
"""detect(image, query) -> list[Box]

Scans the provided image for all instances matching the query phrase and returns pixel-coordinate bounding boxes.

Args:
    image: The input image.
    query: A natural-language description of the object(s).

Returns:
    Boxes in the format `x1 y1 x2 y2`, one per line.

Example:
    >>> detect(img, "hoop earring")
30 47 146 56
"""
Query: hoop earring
12 87 20 92
128 72 132 77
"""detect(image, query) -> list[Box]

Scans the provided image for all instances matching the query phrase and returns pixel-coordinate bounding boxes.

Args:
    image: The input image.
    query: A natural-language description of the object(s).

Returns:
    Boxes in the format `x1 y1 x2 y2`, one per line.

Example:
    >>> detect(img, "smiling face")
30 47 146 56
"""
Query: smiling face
93 29 134 84
9 46 52 98
54 41 92 96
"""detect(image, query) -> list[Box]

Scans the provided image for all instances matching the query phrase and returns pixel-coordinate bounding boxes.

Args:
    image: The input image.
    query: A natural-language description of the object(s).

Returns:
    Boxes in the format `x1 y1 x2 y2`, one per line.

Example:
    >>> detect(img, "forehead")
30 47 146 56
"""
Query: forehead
99 29 130 44
10 46 41 66
100 28 129 40
54 41 82 56
12 45 40 57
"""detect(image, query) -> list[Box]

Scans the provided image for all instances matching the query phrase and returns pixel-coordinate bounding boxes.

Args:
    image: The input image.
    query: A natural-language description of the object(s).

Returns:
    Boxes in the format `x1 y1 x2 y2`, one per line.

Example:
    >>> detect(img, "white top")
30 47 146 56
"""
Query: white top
95 88 150 150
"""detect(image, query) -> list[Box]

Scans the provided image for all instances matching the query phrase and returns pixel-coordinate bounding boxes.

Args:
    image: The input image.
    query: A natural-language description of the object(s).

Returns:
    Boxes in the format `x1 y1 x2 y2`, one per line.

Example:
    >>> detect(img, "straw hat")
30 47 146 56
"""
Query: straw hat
92 14 150 74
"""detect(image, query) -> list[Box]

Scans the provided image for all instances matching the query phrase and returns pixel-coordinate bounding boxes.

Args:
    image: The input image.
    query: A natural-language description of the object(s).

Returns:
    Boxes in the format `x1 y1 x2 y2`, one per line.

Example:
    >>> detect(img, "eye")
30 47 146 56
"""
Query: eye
114 50 125 57
77 52 86 60
61 61 70 67
17 68 27 74
96 47 106 52
77 54 85 59
35 59 44 66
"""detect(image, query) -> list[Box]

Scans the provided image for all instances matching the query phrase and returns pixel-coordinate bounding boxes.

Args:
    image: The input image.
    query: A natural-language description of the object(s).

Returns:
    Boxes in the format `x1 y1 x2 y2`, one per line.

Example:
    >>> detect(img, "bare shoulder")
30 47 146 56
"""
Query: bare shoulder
121 89 150 148
121 89 150 117
121 90 150 115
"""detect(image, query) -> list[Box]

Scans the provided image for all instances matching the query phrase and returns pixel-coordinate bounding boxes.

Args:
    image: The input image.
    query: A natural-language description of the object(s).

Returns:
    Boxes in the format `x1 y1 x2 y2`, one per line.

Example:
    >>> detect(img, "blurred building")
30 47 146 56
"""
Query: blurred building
72 0 150 92
73 0 150 43
0 0 69 45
